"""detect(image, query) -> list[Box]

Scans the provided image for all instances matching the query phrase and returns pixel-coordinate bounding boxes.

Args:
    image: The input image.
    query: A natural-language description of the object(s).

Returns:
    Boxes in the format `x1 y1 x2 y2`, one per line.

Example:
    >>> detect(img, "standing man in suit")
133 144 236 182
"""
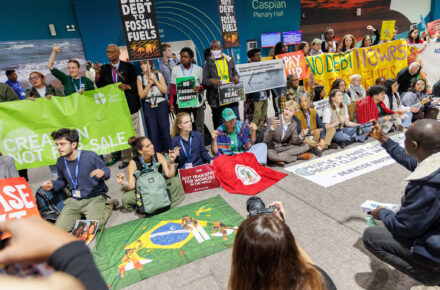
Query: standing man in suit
95 44 141 169
263 100 312 167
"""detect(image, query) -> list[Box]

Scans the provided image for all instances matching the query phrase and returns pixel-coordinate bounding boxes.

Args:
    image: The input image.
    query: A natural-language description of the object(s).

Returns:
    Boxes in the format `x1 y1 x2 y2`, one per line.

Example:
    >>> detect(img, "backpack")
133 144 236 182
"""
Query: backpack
35 187 65 223
134 161 171 215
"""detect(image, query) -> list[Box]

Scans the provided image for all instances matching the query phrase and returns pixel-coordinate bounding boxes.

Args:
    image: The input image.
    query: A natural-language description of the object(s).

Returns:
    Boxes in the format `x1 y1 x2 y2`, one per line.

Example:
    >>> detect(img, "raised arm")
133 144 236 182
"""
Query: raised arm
47 46 61 70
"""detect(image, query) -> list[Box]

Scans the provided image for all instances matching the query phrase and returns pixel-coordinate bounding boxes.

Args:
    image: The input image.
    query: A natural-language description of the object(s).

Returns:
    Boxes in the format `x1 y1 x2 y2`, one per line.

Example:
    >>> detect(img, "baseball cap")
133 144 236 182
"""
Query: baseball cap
222 108 237 122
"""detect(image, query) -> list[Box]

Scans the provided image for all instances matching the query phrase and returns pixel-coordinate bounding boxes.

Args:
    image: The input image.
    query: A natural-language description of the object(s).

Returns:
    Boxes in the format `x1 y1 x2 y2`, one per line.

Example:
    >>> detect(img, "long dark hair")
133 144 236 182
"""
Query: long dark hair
360 35 372 48
274 41 286 56
329 89 344 110
331 78 345 92
314 85 325 101
229 215 324 290
128 136 149 157
410 78 427 94
407 28 420 44
384 78 398 109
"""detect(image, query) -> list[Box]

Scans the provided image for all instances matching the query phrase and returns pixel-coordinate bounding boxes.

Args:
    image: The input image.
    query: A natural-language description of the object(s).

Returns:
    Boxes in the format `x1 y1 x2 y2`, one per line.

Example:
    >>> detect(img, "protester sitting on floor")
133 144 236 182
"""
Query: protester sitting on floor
339 34 356 52
384 78 415 129
211 108 267 165
41 128 114 232
360 25 380 47
0 217 107 289
0 151 19 179
117 136 185 212
347 74 366 102
397 62 421 94
47 46 94 95
402 79 440 121
310 38 323 56
356 85 403 133
331 78 352 105
229 201 336 290
26 71 64 100
279 73 310 111
294 95 337 157
312 84 325 101
363 119 440 287
263 100 312 166
323 89 366 148
375 77 386 86
170 112 212 169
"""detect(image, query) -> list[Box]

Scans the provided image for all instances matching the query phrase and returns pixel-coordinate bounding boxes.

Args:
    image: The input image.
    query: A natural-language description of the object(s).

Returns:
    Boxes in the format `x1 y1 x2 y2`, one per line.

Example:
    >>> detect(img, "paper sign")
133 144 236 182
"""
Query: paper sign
380 20 396 41
0 177 40 238
427 19 440 36
179 164 220 194
176 76 199 108
276 51 310 80
71 220 99 245
360 200 400 214
218 81 245 105
313 98 329 118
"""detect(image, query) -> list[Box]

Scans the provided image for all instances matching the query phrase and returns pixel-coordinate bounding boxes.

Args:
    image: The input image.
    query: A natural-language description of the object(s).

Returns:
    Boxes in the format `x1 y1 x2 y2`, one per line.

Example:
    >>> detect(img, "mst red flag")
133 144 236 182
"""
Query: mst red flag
212 152 287 195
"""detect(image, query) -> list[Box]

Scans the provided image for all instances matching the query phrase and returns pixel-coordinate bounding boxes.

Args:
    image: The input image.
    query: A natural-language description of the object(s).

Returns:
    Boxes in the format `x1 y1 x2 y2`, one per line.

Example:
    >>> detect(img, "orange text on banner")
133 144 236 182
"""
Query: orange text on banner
276 51 310 80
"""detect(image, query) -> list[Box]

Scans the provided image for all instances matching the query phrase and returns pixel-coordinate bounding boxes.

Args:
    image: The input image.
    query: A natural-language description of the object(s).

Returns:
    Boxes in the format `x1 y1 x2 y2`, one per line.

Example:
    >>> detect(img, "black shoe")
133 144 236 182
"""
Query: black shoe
108 199 120 210
118 161 129 169
350 137 357 143
329 143 339 149
339 141 347 149
311 147 322 157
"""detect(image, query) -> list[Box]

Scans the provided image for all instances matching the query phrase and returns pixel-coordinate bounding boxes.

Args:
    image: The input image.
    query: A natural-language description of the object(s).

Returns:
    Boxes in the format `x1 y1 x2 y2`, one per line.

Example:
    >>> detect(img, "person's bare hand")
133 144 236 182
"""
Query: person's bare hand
0 217 77 264
169 150 177 162
77 89 84 94
422 97 430 105
193 86 201 93
116 173 125 185
45 95 52 100
90 169 105 179
249 122 258 132
42 181 53 191
210 78 221 86
232 77 240 84
370 206 382 220
172 146 181 157
366 25 376 31
53 46 61 53
27 97 35 101
170 105 176 114
118 84 130 91
268 201 286 221
300 129 308 138
369 119 388 143
410 106 420 113
272 117 280 129
211 130 219 141
383 115 392 122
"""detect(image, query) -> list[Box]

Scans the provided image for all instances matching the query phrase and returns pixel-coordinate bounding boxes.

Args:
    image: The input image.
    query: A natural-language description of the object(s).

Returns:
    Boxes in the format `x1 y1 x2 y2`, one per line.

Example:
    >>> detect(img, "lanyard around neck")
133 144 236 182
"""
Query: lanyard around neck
180 64 193 77
71 77 82 92
64 152 81 189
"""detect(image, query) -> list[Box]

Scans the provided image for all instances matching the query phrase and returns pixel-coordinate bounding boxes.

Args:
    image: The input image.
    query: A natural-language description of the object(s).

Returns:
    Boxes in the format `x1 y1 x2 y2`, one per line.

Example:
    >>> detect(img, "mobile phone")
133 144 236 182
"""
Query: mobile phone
356 121 374 135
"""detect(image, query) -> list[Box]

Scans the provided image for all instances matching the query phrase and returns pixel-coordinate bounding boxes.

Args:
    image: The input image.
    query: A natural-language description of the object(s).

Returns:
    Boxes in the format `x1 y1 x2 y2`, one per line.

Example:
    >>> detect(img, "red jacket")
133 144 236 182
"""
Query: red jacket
356 96 395 124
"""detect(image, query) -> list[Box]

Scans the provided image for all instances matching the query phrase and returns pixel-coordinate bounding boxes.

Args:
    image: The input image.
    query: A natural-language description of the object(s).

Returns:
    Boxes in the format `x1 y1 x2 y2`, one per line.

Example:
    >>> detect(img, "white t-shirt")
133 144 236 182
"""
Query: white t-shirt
138 73 165 103
36 86 47 97
322 106 348 124
170 63 203 85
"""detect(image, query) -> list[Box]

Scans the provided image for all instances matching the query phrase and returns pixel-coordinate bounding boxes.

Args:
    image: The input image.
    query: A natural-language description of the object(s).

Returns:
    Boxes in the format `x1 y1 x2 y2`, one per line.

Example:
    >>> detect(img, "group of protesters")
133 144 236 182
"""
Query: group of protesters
1 22 440 290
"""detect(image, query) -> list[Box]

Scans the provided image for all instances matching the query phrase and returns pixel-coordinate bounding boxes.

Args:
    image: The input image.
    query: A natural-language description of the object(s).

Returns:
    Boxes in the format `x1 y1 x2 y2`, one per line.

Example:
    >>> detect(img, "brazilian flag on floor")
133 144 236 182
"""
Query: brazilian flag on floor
93 195 243 289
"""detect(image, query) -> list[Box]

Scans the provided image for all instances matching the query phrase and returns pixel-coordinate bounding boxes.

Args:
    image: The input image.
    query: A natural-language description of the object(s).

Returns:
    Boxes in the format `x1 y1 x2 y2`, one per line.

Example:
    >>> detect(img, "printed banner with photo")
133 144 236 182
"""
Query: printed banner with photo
118 0 161 60
380 20 395 41
93 195 243 290
407 43 440 91
276 51 310 80
217 0 240 48
306 40 408 94
176 76 199 108
71 220 99 245
0 84 135 170
235 59 285 94
218 81 244 105
285 133 405 187
179 164 220 194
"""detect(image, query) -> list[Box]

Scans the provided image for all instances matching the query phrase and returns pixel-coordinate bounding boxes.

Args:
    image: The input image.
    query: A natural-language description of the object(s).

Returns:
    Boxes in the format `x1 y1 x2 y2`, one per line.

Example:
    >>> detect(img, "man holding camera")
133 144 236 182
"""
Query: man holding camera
363 119 440 287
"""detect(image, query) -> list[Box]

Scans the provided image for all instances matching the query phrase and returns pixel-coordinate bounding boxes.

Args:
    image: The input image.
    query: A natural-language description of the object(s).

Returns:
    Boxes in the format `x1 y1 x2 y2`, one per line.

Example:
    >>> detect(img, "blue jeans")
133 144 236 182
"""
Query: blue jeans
333 127 366 143
143 101 171 153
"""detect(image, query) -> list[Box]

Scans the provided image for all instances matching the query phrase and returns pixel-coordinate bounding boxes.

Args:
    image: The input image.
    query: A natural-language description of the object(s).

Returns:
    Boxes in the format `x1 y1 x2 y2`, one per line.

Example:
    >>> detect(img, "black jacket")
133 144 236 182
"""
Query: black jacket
25 84 64 99
397 67 421 94
96 61 140 114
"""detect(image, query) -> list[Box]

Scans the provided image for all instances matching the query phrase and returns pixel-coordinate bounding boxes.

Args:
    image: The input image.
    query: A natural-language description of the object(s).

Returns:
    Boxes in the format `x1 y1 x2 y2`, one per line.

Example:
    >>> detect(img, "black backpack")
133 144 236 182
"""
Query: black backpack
35 187 62 223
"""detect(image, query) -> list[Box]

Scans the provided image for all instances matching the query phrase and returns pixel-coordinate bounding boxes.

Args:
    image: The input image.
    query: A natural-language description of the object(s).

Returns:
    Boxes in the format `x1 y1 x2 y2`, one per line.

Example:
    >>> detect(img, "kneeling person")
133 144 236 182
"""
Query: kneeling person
264 100 312 166
42 128 111 232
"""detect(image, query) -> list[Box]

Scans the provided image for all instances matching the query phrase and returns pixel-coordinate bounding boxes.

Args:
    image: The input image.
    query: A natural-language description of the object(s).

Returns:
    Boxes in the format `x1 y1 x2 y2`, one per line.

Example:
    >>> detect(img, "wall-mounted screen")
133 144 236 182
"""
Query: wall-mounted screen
283 31 302 45
261 32 281 48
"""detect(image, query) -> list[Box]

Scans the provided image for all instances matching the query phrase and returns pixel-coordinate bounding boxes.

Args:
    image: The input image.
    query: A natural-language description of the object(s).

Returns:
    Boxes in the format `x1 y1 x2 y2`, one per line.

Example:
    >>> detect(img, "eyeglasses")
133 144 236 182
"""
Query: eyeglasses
55 142 70 147
28 76 40 81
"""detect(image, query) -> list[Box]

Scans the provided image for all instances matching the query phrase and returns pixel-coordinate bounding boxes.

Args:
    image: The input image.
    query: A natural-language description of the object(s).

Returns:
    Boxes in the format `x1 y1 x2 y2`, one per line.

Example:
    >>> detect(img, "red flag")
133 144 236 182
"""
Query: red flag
213 153 287 195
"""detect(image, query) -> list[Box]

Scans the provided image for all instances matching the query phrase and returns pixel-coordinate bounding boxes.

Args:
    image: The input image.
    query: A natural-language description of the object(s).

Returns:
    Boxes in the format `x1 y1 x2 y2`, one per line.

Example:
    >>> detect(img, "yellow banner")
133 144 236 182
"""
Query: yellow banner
305 40 408 94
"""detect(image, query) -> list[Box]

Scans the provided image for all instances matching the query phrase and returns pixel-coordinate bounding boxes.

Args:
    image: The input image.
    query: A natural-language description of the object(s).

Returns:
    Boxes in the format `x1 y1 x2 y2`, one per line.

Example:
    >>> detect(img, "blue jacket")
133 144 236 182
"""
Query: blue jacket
380 138 440 264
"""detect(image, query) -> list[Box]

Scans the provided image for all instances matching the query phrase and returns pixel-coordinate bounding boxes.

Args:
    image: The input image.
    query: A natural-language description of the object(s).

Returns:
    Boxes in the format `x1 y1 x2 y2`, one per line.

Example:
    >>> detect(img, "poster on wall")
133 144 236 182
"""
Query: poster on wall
118 0 162 60
217 0 240 48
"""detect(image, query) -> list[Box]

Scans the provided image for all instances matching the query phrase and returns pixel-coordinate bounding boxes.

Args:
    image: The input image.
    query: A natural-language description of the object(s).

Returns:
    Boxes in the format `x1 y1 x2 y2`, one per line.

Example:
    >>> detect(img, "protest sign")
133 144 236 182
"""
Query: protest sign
285 133 405 187
0 84 135 170
380 20 395 41
218 82 245 105
235 59 285 94
176 76 199 108
118 0 161 60
179 164 220 194
408 43 440 90
71 220 99 245
217 0 240 48
0 177 40 238
313 99 329 118
276 51 310 80
420 15 427 30
427 19 440 36
306 40 408 94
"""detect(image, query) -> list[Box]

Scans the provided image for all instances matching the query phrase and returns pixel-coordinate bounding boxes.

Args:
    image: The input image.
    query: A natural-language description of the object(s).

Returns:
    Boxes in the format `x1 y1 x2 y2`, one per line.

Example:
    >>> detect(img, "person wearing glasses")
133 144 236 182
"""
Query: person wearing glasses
25 71 64 100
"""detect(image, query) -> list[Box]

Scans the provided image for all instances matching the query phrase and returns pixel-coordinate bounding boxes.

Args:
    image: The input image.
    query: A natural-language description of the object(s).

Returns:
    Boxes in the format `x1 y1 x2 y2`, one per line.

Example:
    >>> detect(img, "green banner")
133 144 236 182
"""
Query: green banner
93 195 243 289
176 76 199 108
0 83 135 170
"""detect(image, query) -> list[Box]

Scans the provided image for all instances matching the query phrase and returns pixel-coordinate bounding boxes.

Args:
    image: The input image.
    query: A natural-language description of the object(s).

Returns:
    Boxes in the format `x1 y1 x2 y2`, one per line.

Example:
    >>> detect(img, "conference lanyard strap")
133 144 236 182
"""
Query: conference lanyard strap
71 77 82 92
64 152 81 189
180 137 192 163
180 64 193 77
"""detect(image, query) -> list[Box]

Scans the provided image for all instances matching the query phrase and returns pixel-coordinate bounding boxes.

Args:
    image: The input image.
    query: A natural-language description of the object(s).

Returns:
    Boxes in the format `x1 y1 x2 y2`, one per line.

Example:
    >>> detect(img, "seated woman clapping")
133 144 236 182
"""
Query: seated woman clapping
402 79 440 122
117 137 184 212
170 112 213 169
322 89 366 148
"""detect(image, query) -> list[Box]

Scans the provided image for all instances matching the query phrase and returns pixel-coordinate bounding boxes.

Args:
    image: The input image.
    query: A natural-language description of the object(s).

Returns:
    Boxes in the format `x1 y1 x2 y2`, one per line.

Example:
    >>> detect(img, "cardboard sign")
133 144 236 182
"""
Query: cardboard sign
380 20 396 41
276 51 310 80
217 0 240 48
176 76 199 108
118 0 162 60
0 177 40 238
218 81 245 105
179 164 220 194
427 19 440 36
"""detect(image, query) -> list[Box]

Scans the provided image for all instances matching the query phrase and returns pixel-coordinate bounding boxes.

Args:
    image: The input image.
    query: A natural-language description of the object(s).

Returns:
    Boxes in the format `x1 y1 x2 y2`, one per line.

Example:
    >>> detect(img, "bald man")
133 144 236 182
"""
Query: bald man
363 119 440 286
397 62 421 95
95 44 140 169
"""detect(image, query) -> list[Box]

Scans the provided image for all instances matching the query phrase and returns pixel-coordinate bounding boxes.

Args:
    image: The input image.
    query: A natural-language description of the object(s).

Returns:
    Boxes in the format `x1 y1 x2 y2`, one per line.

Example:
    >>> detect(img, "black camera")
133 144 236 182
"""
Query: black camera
246 196 282 219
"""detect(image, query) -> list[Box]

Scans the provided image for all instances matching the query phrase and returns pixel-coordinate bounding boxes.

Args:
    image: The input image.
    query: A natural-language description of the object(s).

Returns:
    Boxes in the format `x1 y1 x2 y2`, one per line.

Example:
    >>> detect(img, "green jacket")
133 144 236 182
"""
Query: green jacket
25 84 64 99
0 83 19 102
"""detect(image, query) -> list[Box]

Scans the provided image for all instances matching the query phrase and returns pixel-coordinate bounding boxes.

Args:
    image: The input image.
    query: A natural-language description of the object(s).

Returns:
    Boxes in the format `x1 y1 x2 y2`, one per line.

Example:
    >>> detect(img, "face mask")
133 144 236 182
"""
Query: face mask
211 50 222 58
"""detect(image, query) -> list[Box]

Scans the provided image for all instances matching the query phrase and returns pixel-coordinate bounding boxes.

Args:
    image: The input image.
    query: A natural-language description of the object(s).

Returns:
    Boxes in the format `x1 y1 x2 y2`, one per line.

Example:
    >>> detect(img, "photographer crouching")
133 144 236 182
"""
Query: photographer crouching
363 119 440 287
228 197 336 290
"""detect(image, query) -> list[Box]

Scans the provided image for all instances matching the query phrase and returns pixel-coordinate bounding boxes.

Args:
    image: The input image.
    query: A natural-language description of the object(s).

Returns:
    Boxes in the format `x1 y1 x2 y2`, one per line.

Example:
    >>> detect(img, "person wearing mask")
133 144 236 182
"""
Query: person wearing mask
323 89 366 148
383 78 414 129
5 69 26 99
294 95 337 157
229 202 336 290
321 28 338 53
309 38 323 56
397 62 421 95
402 79 440 121
264 100 312 166
169 47 205 138
137 60 170 154
339 34 356 52
211 108 267 165
202 40 240 130
95 44 141 169
47 46 94 96
0 83 19 102
116 136 184 212
364 119 440 288
26 71 64 100
360 25 380 47
170 112 212 169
